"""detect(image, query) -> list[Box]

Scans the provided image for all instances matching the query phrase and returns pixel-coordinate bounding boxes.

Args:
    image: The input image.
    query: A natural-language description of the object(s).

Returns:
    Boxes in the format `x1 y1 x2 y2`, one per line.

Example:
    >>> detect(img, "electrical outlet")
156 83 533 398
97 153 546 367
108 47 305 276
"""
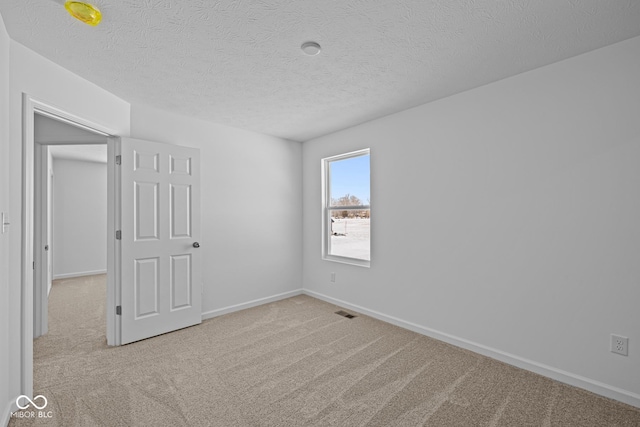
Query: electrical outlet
611 334 628 356
330 272 336 283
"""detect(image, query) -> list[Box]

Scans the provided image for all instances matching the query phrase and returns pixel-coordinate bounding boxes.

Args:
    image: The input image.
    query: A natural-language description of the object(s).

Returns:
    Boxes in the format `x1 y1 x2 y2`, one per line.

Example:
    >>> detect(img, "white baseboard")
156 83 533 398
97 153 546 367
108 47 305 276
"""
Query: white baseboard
201 289 304 320
53 269 107 280
303 289 640 409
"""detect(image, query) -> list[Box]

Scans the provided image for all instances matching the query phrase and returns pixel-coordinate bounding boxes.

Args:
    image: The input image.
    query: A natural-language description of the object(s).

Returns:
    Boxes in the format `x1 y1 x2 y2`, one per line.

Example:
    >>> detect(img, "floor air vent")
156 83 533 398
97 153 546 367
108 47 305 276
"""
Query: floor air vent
335 310 356 319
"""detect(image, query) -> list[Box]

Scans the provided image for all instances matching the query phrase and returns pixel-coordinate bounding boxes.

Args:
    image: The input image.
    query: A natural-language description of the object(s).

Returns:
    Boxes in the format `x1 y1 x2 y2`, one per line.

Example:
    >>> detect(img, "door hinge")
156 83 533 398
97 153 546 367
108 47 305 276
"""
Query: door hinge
116 305 121 315
32 261 35 270
115 230 121 240
115 155 121 165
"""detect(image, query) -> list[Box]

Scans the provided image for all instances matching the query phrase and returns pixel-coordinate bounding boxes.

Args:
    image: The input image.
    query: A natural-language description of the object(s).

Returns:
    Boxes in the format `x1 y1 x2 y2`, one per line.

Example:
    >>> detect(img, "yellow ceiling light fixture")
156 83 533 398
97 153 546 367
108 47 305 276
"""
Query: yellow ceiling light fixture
64 1 102 26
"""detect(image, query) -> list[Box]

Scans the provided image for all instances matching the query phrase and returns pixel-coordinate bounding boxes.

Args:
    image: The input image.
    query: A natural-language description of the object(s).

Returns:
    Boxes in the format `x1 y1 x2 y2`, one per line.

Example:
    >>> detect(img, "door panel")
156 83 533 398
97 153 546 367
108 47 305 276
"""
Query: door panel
135 181 159 240
119 137 201 344
170 254 191 310
134 257 160 318
171 184 191 238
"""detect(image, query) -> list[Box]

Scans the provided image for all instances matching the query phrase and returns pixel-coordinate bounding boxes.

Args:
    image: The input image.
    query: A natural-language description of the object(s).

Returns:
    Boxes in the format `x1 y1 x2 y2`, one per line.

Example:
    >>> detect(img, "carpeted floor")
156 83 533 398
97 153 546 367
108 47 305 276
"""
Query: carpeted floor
9 274 640 426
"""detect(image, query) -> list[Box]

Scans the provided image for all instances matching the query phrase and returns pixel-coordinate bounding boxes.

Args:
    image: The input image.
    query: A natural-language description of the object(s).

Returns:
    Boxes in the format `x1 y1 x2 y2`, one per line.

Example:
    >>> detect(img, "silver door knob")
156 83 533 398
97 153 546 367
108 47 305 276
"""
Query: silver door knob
193 242 200 248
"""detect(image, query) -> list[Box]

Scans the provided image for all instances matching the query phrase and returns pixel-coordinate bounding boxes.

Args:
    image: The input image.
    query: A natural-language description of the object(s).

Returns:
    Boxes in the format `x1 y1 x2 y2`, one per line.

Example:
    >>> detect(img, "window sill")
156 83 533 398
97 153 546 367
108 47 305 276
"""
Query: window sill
323 255 370 268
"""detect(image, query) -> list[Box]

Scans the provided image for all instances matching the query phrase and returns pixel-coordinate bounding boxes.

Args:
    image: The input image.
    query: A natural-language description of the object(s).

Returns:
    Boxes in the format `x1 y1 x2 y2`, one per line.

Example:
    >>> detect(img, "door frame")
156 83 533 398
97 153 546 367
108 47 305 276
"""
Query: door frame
21 93 118 400
33 142 50 338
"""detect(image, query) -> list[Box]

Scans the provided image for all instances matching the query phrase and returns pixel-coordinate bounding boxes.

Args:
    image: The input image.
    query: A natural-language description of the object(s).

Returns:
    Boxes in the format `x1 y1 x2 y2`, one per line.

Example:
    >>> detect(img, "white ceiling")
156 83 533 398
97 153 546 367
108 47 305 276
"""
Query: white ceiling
2 1 640 142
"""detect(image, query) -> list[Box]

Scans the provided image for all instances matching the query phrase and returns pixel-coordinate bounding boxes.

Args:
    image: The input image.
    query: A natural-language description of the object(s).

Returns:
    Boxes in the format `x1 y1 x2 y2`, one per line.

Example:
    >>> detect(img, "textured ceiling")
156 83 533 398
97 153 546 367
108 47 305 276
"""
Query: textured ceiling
2 1 640 141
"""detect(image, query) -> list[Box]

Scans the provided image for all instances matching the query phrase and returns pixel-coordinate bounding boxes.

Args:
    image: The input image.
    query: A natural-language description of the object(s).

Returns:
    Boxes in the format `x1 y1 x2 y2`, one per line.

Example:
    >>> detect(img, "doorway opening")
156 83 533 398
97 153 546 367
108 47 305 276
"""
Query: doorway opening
33 113 109 340
21 95 119 402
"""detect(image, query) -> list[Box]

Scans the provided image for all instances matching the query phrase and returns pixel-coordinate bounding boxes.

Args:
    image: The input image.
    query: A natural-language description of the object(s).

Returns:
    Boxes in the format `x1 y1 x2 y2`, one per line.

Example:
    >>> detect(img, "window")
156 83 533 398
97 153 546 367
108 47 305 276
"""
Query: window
322 149 370 267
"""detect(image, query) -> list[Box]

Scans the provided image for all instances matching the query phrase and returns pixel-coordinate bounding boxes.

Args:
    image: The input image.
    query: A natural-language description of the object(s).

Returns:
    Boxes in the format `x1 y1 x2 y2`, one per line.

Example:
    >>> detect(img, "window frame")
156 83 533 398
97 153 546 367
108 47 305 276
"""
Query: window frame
322 148 371 268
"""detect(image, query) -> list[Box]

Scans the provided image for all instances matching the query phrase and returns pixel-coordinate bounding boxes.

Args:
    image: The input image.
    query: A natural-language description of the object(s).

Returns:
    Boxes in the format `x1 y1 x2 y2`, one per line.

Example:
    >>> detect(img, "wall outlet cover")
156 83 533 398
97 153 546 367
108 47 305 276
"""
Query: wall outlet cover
611 334 628 356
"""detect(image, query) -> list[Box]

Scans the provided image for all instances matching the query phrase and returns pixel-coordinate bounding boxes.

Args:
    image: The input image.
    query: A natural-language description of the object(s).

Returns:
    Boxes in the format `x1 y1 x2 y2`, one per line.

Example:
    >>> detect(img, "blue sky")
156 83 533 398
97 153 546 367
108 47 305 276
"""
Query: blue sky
330 154 370 205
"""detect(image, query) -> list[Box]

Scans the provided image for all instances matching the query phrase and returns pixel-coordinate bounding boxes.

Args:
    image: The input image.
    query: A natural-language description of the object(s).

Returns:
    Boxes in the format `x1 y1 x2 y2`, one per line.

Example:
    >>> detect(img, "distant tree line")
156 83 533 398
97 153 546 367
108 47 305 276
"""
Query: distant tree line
331 194 370 219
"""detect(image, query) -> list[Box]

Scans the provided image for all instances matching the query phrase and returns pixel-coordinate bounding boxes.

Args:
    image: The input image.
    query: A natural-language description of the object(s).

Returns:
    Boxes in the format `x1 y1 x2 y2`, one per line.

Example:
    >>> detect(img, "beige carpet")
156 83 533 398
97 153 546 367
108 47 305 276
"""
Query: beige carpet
9 274 640 426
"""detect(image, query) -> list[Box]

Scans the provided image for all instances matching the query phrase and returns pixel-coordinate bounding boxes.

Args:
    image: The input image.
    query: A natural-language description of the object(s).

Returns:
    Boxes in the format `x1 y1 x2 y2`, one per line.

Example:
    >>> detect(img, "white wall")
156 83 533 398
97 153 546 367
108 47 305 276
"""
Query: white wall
302 36 640 406
131 105 303 315
52 158 107 278
0 12 12 427
4 40 130 422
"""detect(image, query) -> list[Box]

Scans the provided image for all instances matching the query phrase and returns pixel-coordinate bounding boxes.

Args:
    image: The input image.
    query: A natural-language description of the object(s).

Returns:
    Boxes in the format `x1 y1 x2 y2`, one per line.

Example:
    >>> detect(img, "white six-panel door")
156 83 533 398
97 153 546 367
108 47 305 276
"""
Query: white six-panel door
117 137 201 345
